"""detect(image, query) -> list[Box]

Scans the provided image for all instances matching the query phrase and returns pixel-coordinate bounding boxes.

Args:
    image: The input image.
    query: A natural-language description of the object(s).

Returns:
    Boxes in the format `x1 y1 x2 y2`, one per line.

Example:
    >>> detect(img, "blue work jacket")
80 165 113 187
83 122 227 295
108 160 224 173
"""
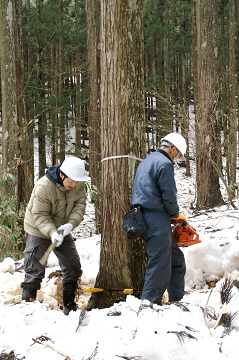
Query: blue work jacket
131 149 179 218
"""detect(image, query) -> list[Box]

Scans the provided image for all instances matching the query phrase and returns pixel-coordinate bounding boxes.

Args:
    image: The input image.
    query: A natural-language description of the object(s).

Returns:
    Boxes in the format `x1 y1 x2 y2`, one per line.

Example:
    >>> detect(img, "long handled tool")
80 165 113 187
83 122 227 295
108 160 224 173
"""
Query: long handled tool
83 287 134 295
32 230 63 272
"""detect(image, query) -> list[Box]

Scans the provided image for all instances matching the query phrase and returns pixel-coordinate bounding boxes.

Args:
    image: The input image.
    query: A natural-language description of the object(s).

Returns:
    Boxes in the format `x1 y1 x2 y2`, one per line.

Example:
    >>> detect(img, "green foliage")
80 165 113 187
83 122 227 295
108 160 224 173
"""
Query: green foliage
0 173 16 188
85 182 100 201
21 0 88 155
0 175 26 261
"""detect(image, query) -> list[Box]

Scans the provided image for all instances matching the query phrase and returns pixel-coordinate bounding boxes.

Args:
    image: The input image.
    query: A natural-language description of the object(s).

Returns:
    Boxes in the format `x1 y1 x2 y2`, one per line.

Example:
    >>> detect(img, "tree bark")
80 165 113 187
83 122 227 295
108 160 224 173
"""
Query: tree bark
58 0 65 164
75 0 82 158
194 0 222 208
85 0 101 233
0 0 18 202
227 0 237 198
14 0 34 206
87 0 146 309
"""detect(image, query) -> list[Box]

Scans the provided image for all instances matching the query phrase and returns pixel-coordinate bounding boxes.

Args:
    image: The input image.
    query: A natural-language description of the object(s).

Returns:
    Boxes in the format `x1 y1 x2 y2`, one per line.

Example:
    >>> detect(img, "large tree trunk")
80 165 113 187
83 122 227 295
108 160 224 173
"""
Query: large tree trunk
88 0 146 309
0 0 18 202
194 0 222 208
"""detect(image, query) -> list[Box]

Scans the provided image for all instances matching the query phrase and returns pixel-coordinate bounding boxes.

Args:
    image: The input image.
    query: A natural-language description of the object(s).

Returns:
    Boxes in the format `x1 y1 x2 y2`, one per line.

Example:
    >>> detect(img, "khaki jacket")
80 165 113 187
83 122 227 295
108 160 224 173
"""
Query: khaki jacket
24 175 86 239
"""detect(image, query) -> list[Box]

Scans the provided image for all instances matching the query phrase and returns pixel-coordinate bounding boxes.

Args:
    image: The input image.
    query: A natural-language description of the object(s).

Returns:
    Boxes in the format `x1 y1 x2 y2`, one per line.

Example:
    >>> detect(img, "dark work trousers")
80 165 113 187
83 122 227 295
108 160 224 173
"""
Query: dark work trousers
141 209 186 305
21 232 82 291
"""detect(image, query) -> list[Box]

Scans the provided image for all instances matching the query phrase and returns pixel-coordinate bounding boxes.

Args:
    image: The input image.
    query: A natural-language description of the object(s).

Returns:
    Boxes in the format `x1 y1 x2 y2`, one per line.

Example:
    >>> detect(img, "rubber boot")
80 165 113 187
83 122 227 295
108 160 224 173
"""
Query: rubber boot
62 282 78 315
22 288 37 302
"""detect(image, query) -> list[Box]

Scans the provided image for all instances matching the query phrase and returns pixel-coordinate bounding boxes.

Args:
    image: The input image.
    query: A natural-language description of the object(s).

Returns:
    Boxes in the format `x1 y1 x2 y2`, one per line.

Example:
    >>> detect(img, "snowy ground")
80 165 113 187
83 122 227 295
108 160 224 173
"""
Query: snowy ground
0 160 239 359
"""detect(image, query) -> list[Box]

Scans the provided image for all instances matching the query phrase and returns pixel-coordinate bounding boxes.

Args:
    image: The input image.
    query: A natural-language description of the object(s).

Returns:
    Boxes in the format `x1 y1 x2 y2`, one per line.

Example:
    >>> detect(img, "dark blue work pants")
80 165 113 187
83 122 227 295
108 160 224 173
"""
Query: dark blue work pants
141 209 186 305
21 232 82 290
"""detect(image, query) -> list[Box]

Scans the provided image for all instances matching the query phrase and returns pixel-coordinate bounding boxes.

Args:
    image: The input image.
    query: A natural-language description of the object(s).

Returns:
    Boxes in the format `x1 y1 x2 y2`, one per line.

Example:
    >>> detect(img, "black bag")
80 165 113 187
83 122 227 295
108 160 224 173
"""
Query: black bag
122 206 148 240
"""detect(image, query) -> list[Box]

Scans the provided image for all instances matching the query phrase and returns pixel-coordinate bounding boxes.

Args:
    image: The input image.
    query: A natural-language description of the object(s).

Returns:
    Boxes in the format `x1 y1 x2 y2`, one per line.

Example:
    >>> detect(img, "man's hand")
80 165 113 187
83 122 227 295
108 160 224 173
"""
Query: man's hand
51 232 64 247
58 223 73 237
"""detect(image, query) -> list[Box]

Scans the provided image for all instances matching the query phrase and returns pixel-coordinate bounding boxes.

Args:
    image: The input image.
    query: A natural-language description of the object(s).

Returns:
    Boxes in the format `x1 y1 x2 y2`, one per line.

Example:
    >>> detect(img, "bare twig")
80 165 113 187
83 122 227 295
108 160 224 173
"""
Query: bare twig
31 338 72 360
107 308 122 316
171 301 190 312
167 331 198 345
76 309 88 332
116 356 143 360
203 288 213 336
84 342 99 360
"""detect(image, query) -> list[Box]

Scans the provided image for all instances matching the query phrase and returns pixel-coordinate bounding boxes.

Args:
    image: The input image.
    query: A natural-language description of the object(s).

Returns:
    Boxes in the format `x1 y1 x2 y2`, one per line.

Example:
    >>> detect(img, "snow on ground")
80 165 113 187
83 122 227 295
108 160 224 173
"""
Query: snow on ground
0 160 239 359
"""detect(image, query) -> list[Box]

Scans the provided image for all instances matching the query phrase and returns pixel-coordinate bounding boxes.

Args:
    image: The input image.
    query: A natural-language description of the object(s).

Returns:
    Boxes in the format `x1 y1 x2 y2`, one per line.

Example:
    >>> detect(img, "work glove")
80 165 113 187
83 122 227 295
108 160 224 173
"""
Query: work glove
51 231 64 247
58 223 73 237
170 213 187 226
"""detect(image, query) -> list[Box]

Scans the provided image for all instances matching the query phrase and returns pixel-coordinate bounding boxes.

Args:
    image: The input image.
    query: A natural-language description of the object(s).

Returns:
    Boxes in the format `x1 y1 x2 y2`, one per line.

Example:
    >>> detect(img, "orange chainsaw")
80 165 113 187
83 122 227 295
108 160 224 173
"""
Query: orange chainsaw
171 214 201 247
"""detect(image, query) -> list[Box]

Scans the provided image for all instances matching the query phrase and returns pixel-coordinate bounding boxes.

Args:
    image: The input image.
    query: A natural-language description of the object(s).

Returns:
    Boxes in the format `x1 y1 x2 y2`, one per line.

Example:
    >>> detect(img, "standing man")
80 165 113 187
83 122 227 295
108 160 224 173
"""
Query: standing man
21 156 86 315
131 132 187 305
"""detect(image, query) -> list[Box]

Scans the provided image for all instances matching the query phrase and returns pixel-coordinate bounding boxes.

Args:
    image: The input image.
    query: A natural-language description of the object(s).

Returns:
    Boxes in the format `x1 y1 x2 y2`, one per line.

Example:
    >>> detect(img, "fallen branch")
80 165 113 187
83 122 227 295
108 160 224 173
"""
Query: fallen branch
31 337 73 360
203 288 213 336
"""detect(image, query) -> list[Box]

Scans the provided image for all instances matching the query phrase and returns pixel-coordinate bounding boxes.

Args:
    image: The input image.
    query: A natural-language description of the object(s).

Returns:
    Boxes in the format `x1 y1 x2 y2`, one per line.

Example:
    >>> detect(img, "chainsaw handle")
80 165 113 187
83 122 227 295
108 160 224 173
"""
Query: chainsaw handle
187 225 199 241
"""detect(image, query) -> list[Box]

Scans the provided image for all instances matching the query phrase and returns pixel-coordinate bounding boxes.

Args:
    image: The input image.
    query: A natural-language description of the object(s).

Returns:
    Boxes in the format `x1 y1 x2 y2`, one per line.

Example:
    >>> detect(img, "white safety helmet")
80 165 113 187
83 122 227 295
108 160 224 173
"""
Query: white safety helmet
161 132 187 157
60 156 86 181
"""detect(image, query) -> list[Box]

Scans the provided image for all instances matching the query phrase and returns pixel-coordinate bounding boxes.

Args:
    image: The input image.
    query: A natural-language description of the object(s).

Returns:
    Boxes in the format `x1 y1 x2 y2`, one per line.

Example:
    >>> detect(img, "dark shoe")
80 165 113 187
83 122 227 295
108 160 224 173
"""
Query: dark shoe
62 282 78 315
22 288 37 302
63 302 78 315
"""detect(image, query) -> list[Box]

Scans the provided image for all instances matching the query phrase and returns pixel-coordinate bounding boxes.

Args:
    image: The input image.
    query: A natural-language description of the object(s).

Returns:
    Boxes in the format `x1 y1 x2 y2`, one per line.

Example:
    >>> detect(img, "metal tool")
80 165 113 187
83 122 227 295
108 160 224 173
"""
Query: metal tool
32 230 63 272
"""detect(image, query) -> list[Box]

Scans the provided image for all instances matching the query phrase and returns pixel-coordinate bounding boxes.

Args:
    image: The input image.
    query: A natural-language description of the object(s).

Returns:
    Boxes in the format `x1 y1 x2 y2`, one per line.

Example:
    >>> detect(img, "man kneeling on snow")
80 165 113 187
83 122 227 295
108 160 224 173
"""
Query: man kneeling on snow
21 156 86 315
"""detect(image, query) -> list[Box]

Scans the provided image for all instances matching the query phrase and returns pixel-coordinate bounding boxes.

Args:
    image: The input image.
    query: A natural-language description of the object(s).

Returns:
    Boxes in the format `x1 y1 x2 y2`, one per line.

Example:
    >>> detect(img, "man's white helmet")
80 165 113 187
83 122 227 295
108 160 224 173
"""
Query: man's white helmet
161 132 187 156
60 156 86 181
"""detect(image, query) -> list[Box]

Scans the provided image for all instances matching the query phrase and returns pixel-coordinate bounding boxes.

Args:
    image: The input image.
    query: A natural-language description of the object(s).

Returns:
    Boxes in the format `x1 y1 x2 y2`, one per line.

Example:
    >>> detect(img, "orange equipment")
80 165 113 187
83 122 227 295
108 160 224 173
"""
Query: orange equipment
171 214 201 247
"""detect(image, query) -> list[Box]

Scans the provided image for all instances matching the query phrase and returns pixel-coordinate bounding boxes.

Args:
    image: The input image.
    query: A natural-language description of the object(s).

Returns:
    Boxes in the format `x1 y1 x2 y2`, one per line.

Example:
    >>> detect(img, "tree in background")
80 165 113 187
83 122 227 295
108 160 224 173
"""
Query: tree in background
227 0 237 199
0 0 18 203
193 0 222 208
143 0 192 176
85 0 101 233
14 0 34 206
0 0 239 264
21 0 88 177
88 0 147 309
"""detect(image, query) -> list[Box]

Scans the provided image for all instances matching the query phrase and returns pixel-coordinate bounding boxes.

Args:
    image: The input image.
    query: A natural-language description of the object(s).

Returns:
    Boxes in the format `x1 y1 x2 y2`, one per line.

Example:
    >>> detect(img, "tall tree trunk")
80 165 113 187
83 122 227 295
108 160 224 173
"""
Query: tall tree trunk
25 0 35 185
75 0 82 158
227 0 237 199
51 43 58 165
88 0 146 309
85 0 101 233
38 56 47 177
237 0 239 155
0 0 18 202
194 0 222 208
37 0 46 177
58 0 65 163
14 0 33 206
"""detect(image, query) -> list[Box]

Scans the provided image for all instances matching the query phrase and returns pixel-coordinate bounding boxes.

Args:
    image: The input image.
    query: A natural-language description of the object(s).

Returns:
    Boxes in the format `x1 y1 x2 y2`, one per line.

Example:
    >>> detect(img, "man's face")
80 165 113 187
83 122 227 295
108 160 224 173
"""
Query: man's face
171 146 185 163
60 173 79 190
